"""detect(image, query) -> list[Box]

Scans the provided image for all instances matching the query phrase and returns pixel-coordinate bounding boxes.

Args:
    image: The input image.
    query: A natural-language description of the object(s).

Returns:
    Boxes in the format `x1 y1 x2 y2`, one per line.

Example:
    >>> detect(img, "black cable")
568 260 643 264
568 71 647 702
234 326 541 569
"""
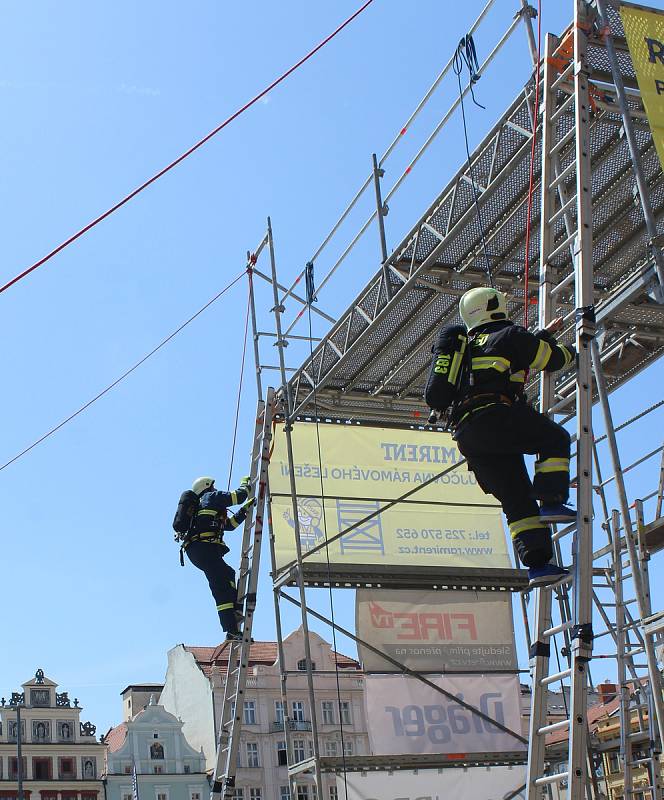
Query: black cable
452 34 494 288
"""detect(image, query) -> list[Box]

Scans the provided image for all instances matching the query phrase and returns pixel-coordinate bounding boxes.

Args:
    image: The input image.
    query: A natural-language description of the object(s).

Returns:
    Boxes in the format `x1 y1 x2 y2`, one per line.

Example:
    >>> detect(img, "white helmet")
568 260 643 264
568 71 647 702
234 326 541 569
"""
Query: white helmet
459 287 508 331
192 476 215 496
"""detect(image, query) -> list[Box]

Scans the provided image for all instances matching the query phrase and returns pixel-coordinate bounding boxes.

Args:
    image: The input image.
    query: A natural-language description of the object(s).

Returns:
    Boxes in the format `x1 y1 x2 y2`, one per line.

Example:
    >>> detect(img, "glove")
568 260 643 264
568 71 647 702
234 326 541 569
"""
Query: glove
239 475 252 491
242 496 256 510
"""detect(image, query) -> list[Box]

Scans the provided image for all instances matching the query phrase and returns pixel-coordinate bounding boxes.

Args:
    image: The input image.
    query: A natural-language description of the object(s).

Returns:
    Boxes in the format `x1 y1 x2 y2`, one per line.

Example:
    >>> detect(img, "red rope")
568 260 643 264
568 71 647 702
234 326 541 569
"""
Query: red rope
0 0 375 296
523 0 543 329
0 271 245 472
227 269 252 490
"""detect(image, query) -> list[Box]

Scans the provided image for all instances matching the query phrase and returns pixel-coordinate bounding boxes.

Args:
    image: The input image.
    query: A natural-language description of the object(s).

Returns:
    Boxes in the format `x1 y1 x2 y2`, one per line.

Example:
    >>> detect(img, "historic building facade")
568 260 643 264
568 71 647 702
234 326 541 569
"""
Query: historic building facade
160 627 369 800
0 669 105 800
103 696 208 800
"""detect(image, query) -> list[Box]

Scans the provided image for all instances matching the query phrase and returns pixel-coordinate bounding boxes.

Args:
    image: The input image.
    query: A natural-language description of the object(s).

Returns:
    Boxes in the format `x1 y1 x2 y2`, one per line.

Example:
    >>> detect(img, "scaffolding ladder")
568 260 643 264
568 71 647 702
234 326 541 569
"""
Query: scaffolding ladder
210 389 275 800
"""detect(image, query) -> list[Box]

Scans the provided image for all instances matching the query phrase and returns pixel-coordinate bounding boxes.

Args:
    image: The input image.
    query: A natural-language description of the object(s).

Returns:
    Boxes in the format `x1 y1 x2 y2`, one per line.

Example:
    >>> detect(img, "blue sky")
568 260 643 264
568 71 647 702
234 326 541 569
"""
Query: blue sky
1 0 662 735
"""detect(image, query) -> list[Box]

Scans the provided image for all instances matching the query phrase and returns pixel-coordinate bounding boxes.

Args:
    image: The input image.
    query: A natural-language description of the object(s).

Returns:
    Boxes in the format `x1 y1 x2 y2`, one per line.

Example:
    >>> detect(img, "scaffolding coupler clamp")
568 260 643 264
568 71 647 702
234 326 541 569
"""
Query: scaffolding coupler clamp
529 640 550 659
575 304 596 341
570 622 594 662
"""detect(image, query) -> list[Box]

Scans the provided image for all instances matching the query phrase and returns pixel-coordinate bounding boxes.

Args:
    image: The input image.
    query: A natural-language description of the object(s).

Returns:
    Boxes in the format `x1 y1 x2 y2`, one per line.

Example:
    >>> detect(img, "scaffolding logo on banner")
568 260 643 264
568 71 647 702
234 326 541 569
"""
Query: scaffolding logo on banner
337 500 385 554
357 590 517 672
364 674 525 756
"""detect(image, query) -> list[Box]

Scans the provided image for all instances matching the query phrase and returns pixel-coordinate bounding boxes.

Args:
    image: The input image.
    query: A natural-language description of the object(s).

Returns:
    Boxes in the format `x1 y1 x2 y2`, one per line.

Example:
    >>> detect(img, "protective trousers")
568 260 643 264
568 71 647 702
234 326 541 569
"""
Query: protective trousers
185 541 239 633
455 401 571 568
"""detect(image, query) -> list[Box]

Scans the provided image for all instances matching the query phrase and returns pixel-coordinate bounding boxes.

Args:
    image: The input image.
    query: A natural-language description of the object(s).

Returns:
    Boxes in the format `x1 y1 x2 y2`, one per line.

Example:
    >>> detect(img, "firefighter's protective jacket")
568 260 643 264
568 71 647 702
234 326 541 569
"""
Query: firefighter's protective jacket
191 484 250 543
424 320 575 425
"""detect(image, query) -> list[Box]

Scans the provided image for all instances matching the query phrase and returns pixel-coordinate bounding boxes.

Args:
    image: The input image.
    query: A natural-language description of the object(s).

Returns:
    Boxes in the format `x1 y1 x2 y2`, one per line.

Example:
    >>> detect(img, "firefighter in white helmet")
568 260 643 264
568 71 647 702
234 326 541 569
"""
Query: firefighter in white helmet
425 286 576 587
177 475 254 640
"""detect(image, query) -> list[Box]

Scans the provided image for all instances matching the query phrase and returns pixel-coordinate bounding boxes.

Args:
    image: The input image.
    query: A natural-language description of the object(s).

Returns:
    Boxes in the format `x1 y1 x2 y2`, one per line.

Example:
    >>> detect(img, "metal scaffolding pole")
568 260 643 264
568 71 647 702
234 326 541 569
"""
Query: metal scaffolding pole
592 338 664 753
267 217 325 800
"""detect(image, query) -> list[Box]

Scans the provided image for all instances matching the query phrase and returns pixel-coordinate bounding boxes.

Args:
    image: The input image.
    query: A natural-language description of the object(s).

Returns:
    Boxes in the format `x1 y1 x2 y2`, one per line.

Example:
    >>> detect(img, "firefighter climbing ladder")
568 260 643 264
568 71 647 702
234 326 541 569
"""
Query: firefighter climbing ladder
210 389 276 800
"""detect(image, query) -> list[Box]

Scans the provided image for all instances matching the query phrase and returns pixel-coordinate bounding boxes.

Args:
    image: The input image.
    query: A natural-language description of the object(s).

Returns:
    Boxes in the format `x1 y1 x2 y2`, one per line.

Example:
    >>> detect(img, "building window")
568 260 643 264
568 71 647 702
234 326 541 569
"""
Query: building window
275 701 285 725
184 764 191 774
249 790 262 800
124 765 132 775
321 702 334 725
607 753 620 774
292 739 306 762
339 702 351 726
123 794 133 800
190 793 201 800
157 792 168 800
244 701 257 725
82 757 97 779
296 788 310 800
280 788 291 800
329 788 338 800
277 741 288 766
59 757 76 779
150 743 165 760
343 739 353 756
292 701 305 722
9 757 27 780
154 766 163 774
232 791 244 800
325 741 338 757
81 793 97 800
33 757 52 780
246 742 260 768
297 659 315 671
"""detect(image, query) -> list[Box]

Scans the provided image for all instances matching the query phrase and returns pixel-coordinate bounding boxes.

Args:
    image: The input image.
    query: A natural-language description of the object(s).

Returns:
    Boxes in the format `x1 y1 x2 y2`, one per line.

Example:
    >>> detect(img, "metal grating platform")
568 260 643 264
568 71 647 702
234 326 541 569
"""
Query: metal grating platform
288 750 528 776
279 562 529 592
285 2 664 424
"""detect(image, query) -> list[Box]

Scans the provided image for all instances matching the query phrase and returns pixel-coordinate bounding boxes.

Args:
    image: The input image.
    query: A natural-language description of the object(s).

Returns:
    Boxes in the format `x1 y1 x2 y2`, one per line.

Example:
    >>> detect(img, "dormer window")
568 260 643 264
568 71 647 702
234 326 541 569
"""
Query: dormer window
297 659 315 672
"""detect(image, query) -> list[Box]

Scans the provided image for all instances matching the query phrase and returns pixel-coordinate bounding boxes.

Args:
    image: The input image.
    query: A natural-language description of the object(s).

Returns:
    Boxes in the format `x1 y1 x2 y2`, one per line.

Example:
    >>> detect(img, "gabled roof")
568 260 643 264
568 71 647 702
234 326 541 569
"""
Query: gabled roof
104 723 127 753
184 640 359 678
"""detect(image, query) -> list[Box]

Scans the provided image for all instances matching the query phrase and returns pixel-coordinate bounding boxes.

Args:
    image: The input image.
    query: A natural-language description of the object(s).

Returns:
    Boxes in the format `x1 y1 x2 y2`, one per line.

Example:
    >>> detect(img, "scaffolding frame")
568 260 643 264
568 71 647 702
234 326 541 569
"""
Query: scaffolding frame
232 1 664 798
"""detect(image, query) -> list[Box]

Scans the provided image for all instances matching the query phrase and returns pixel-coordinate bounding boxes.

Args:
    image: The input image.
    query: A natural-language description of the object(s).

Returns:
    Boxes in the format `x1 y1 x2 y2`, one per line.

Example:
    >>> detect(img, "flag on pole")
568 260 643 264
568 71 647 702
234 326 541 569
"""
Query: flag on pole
131 758 140 800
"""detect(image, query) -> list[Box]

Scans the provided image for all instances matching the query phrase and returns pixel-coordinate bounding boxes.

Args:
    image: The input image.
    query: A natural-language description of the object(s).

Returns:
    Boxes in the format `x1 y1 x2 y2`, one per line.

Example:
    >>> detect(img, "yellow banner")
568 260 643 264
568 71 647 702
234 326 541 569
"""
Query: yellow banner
269 423 509 570
621 3 664 169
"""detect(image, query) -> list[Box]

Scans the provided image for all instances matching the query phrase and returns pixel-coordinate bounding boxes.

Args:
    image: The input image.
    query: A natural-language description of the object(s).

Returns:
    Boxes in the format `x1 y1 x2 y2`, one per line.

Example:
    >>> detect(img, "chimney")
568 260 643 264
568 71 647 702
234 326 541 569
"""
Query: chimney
598 681 617 704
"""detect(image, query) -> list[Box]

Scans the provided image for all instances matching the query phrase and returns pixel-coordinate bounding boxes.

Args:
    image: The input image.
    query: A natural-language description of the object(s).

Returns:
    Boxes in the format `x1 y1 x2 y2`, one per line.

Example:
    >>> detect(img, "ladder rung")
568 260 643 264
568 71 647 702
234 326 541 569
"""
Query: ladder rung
551 125 576 156
552 60 574 89
548 158 575 190
548 194 576 226
549 231 577 265
541 668 572 687
551 92 575 124
535 771 569 787
538 719 570 736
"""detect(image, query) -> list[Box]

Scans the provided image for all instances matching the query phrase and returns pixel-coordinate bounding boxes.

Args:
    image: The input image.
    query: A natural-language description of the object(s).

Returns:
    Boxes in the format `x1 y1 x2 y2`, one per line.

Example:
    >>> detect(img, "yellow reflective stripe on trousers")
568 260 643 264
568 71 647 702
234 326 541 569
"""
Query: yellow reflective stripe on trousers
471 356 511 372
216 602 235 611
529 339 552 372
448 336 467 385
509 516 549 538
535 457 570 474
510 370 525 383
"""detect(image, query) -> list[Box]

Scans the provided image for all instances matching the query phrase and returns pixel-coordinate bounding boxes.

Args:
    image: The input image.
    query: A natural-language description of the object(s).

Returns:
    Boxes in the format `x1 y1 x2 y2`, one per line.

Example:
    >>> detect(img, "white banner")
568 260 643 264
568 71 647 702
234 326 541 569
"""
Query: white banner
365 674 525 755
356 590 517 672
337 766 526 800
